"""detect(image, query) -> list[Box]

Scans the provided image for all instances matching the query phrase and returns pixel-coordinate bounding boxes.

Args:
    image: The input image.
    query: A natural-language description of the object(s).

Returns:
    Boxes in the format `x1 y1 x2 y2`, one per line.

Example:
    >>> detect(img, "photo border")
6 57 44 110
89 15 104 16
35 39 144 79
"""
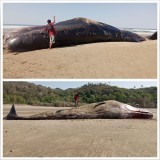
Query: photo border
1 0 159 160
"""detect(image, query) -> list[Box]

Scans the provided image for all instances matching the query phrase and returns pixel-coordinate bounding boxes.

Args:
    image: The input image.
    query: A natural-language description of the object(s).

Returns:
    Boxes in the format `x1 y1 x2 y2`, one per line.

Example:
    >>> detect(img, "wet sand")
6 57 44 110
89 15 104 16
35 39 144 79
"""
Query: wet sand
3 105 157 157
3 40 157 79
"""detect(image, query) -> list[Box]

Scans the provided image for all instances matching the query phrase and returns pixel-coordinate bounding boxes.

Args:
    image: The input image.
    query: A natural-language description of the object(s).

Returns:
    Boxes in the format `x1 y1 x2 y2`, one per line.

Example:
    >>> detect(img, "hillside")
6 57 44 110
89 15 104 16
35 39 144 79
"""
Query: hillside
3 82 157 108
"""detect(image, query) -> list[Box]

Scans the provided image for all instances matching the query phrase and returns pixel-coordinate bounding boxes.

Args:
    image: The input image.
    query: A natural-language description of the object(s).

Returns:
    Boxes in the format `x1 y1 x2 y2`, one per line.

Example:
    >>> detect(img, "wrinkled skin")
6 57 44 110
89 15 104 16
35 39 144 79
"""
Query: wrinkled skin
4 17 146 52
4 100 153 120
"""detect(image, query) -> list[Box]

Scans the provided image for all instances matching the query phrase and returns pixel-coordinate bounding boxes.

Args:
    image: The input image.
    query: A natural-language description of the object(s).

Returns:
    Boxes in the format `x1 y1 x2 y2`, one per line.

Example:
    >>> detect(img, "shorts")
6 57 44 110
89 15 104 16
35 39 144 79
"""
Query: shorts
50 35 55 44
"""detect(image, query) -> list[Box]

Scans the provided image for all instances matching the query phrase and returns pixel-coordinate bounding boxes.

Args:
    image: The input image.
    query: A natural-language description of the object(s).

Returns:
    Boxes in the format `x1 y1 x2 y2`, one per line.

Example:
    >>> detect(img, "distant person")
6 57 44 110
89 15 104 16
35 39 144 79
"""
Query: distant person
41 16 56 49
74 93 80 107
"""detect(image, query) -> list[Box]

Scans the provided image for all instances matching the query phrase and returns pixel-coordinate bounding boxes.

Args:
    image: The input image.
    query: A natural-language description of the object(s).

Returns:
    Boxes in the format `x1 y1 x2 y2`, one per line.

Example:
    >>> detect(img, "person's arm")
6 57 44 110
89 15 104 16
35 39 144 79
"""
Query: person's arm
53 16 56 24
40 26 46 33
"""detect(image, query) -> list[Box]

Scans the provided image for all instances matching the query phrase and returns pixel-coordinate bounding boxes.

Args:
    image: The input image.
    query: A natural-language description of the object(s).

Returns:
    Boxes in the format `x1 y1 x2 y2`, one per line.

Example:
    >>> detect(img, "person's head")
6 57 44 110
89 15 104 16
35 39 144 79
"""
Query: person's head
47 19 51 24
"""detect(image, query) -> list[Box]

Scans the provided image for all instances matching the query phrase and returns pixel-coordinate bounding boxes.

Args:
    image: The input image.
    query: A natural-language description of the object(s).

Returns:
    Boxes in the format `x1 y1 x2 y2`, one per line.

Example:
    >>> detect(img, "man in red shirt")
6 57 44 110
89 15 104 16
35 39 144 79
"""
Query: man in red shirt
41 16 56 49
74 93 80 107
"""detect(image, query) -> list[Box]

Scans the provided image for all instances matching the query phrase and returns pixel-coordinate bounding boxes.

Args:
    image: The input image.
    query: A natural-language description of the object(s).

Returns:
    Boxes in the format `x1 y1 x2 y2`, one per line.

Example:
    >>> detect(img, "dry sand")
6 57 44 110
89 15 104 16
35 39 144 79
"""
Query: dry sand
3 40 157 79
3 104 157 157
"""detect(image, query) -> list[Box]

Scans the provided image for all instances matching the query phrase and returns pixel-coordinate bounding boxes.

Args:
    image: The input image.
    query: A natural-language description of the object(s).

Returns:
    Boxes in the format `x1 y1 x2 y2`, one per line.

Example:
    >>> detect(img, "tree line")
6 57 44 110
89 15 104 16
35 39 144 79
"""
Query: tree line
3 82 157 108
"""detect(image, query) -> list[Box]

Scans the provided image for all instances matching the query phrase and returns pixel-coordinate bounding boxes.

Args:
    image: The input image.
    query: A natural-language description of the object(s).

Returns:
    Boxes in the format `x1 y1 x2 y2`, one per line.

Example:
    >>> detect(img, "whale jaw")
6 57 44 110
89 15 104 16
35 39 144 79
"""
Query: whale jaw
121 104 153 119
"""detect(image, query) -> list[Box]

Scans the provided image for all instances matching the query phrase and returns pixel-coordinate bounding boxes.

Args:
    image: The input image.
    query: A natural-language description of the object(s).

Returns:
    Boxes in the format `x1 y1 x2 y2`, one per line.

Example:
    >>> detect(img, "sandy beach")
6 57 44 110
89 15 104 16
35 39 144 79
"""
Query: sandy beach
3 40 157 79
3 104 157 157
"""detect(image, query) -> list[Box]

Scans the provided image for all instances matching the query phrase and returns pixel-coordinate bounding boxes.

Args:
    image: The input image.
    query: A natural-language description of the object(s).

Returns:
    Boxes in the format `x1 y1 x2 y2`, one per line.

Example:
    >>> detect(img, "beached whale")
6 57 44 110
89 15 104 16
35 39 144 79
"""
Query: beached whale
3 17 146 52
4 100 153 120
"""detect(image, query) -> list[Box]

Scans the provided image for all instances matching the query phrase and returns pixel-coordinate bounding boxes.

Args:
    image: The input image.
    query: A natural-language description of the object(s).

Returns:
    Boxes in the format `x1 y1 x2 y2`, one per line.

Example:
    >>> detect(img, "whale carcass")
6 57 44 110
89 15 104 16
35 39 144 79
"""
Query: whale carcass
4 100 153 120
3 17 146 52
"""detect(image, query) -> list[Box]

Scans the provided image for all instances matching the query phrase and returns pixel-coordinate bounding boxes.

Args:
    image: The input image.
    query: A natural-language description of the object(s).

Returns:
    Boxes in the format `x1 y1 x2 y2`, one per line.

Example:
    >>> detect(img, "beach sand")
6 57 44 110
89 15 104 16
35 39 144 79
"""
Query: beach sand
3 40 157 79
3 104 157 157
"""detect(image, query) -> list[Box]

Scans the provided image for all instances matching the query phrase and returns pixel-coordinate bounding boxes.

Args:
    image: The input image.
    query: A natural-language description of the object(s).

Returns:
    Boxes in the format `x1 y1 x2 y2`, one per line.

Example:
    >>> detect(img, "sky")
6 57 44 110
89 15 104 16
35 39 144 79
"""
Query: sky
3 3 157 29
30 81 157 90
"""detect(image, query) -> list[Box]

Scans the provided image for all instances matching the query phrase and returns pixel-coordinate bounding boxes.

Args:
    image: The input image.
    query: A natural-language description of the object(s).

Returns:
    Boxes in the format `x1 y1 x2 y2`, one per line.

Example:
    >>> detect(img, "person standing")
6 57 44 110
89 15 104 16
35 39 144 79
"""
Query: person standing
41 16 56 49
74 93 80 107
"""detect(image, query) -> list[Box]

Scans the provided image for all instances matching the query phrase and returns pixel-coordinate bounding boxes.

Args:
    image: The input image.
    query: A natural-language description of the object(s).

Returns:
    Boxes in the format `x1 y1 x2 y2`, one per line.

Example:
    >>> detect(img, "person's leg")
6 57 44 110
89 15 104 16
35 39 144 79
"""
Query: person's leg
50 43 52 49
49 35 53 49
75 100 77 107
49 36 52 49
50 35 55 49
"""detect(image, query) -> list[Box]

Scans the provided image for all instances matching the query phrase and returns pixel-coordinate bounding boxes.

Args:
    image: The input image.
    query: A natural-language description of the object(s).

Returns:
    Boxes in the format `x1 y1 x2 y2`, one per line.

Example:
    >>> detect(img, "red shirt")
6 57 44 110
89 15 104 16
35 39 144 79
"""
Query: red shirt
74 95 79 101
45 23 56 36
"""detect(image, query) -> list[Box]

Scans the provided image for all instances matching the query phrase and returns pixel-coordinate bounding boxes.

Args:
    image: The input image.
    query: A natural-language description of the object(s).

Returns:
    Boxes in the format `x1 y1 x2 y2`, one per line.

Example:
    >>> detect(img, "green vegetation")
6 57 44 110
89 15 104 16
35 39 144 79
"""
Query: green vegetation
3 82 157 108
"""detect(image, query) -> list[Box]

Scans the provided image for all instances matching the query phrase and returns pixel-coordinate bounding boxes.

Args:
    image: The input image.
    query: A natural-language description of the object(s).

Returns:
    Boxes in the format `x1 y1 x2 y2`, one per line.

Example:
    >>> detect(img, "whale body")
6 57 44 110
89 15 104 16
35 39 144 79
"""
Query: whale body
4 100 153 120
3 17 146 52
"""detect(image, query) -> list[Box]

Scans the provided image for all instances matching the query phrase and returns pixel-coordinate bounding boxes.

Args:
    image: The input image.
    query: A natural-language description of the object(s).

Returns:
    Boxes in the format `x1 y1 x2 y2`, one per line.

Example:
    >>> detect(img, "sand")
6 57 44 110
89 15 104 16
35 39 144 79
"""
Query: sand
3 104 157 157
3 40 157 79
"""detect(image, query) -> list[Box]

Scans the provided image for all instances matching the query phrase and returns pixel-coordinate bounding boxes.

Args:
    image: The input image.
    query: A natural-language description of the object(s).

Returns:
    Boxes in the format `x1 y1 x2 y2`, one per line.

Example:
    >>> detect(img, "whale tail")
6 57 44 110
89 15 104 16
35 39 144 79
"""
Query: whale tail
9 103 17 116
4 103 17 120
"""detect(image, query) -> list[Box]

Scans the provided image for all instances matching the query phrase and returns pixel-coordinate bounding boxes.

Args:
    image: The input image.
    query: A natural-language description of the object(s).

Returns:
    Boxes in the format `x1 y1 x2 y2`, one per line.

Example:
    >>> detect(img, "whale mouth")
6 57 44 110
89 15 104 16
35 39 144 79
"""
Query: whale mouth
122 105 153 119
